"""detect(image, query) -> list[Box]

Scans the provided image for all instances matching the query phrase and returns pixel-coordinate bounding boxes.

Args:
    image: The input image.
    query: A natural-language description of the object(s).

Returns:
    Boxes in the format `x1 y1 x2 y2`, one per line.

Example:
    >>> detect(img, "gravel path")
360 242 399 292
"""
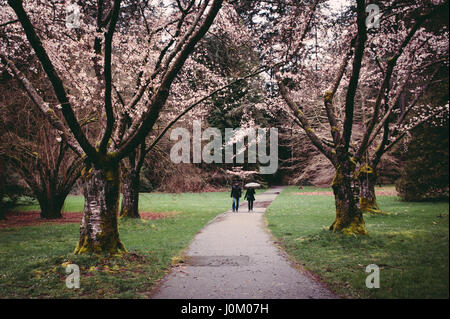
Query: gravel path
150 186 338 299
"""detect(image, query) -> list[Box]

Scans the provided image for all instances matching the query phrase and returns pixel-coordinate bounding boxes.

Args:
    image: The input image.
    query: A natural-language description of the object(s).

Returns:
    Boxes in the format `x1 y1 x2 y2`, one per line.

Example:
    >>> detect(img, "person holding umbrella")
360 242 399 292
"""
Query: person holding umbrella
230 181 242 212
244 182 260 212
244 188 256 212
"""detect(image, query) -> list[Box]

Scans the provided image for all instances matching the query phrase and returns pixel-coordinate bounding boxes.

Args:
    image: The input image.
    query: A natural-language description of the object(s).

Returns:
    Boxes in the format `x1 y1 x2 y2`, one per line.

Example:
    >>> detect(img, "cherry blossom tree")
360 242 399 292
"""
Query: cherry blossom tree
237 0 448 234
1 0 224 254
0 52 86 219
352 2 449 213
0 108 83 219
0 155 5 220
118 4 270 218
1 0 447 249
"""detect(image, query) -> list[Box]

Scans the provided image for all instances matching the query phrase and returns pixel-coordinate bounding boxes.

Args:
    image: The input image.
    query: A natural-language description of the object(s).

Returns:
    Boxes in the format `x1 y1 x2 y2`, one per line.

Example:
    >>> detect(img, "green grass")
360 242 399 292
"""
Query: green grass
10 195 85 213
265 186 449 299
0 192 230 298
3 187 448 299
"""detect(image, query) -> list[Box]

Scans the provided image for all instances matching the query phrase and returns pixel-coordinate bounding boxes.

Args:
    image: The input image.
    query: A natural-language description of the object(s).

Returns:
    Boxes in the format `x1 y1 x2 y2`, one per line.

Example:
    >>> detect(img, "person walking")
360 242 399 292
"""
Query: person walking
230 182 242 212
244 187 256 212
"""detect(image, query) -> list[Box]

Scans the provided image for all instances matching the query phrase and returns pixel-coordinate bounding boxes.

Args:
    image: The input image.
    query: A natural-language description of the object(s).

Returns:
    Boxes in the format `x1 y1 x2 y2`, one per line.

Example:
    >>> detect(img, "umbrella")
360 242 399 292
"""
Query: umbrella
245 182 261 188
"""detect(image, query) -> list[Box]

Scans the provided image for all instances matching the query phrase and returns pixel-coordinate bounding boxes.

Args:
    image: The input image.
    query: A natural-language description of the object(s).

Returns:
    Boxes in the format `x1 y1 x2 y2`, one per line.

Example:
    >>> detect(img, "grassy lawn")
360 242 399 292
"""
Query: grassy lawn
265 186 449 299
2 187 448 299
0 192 230 298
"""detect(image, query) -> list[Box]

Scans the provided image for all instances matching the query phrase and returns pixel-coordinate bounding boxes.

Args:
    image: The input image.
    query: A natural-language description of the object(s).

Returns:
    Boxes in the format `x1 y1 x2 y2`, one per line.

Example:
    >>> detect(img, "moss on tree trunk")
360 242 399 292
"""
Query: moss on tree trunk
329 160 368 235
0 159 5 220
0 191 4 220
0 201 4 220
120 168 140 218
74 164 126 255
357 164 381 214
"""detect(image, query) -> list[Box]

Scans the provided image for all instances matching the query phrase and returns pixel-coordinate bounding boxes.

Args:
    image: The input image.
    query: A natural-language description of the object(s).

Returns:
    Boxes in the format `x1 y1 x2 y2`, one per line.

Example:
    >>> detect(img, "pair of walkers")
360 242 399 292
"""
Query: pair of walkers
230 182 255 212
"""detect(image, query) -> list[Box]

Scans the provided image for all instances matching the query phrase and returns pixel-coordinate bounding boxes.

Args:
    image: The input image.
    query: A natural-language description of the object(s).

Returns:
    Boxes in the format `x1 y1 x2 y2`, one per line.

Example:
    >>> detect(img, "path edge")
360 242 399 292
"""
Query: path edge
261 192 343 299
144 209 232 298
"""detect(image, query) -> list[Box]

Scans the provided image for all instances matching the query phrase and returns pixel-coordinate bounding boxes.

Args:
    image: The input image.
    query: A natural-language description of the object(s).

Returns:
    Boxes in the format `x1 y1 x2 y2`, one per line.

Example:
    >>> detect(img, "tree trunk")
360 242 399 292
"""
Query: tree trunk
0 184 4 220
0 194 4 220
74 165 126 255
329 159 368 235
0 159 5 220
358 164 381 214
120 168 140 218
38 193 65 219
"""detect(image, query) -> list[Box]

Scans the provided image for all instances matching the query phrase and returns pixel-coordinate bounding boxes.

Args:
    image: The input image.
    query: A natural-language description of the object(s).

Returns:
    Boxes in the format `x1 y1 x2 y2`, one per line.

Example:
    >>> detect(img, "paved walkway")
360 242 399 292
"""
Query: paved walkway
150 186 337 299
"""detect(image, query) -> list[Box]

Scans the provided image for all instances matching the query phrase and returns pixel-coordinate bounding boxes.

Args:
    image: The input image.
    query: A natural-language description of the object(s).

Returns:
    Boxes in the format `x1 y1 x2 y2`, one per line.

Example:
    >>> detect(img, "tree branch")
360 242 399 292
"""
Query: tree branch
324 35 356 145
117 0 224 160
341 0 367 152
278 79 336 164
99 0 122 153
355 2 446 161
1 54 84 157
7 0 98 163
383 105 449 155
144 65 270 156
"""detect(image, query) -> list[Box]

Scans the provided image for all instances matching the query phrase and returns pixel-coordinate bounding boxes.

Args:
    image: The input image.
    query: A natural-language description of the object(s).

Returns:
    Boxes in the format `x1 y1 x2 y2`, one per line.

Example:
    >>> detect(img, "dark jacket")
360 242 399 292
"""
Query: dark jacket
231 185 242 198
244 188 255 201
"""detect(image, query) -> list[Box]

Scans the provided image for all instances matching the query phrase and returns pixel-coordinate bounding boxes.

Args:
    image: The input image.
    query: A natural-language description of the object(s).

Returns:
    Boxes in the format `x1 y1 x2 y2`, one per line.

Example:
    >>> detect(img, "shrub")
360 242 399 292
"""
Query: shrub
396 117 449 201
